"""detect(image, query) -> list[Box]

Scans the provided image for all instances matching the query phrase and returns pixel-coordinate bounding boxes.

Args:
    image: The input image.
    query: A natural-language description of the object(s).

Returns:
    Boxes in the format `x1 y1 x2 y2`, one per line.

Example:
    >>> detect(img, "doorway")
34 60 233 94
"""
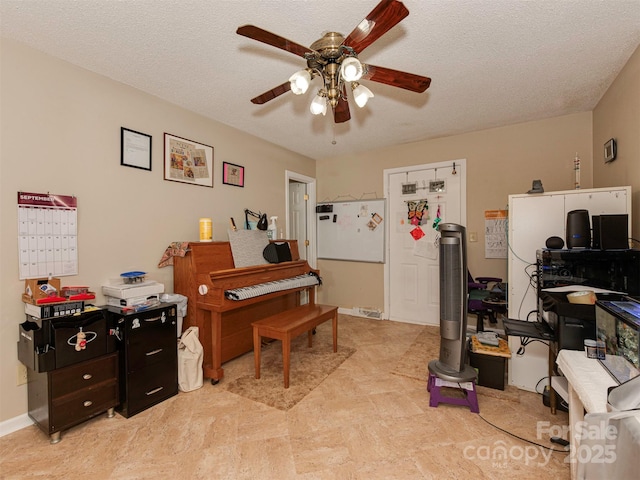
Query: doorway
384 160 466 325
285 171 317 268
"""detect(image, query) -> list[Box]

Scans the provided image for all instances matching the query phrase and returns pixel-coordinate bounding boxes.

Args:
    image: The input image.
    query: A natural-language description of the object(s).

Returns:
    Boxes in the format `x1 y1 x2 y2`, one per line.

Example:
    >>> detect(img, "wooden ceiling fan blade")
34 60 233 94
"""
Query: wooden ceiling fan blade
342 0 409 54
250 81 292 105
237 25 315 58
362 64 431 93
333 94 351 123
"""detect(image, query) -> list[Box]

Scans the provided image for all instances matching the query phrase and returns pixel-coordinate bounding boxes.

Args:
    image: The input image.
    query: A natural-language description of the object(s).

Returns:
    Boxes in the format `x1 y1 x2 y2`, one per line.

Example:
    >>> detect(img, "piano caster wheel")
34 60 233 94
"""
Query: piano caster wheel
211 378 220 385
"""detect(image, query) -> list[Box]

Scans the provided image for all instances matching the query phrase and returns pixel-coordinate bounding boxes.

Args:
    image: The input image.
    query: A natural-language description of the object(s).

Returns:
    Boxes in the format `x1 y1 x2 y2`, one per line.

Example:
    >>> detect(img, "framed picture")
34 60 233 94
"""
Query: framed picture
604 138 617 163
164 133 214 187
222 162 245 187
121 127 152 171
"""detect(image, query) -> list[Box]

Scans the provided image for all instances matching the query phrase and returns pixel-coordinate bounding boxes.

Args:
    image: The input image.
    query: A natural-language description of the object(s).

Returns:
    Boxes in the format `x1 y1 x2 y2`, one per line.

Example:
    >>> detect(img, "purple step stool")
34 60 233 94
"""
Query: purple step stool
427 361 479 413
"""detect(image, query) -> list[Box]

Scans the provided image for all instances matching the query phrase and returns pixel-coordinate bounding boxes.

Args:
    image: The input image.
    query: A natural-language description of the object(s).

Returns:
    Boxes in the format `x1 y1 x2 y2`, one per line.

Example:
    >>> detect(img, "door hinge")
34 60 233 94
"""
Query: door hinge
305 239 309 247
304 194 309 201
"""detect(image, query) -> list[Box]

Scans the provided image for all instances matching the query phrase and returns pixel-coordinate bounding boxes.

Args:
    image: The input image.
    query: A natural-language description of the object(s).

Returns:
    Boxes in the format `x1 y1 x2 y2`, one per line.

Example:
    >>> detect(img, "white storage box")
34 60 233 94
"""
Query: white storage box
101 280 164 299
105 294 161 308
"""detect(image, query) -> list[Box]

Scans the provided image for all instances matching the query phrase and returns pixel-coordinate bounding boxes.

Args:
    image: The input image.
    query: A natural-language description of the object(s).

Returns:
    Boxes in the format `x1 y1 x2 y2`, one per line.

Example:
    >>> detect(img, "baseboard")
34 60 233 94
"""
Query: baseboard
0 413 33 437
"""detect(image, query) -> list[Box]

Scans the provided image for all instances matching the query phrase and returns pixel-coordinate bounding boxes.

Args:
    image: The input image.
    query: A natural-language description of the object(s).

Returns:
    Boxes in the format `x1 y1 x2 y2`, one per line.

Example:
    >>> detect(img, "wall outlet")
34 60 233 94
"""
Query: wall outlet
17 363 28 386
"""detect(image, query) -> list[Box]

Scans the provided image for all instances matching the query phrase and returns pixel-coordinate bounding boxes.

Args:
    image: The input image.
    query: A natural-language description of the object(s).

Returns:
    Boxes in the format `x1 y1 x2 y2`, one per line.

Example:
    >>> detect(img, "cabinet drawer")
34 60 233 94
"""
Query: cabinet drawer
51 353 118 398
50 380 118 432
126 367 177 415
126 334 177 372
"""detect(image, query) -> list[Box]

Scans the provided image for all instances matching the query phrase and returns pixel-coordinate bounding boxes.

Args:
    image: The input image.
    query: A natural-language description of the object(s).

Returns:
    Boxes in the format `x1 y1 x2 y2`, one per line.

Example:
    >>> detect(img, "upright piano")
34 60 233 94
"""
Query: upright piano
173 241 319 383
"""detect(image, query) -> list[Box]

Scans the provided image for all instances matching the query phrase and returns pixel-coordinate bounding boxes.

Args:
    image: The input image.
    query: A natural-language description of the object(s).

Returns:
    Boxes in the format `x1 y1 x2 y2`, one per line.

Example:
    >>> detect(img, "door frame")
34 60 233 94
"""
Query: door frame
285 170 317 269
383 160 467 321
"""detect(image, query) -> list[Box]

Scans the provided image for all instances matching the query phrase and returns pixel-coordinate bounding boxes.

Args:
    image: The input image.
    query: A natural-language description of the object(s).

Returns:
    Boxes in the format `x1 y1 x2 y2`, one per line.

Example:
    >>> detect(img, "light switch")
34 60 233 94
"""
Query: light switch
469 232 478 242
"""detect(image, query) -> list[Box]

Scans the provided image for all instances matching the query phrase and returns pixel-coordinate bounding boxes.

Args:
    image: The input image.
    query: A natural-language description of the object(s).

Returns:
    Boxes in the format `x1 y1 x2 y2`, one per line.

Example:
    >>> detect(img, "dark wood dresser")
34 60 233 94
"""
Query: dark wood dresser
27 352 119 444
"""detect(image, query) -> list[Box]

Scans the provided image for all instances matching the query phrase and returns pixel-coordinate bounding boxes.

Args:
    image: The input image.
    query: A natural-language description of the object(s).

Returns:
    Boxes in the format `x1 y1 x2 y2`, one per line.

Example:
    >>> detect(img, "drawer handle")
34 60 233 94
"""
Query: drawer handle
143 315 162 322
146 387 163 396
83 400 93 407
146 348 163 356
83 374 93 380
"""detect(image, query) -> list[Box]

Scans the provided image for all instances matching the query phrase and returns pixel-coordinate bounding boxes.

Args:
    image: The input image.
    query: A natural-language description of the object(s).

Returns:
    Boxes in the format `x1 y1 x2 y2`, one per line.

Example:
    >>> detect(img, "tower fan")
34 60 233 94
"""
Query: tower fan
428 223 477 383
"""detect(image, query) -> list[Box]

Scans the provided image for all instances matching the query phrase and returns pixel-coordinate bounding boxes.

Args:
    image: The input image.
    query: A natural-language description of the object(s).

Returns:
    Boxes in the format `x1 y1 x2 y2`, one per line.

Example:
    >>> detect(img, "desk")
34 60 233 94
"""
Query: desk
502 318 557 410
556 350 617 480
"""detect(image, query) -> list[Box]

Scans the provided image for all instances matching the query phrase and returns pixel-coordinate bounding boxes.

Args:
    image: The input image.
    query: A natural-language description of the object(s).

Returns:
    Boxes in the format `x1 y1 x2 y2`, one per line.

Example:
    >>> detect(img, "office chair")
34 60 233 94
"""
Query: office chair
468 271 503 332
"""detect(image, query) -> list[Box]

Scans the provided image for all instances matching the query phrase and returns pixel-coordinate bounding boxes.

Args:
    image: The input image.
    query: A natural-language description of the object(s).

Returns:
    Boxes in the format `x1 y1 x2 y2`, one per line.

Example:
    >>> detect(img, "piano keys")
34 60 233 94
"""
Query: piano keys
225 273 320 301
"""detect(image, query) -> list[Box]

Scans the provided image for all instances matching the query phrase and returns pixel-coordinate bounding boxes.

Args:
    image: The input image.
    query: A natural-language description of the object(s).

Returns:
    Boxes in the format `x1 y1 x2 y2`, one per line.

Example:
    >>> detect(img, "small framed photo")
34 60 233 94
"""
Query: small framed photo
164 133 213 187
222 162 245 187
121 127 152 171
604 138 617 163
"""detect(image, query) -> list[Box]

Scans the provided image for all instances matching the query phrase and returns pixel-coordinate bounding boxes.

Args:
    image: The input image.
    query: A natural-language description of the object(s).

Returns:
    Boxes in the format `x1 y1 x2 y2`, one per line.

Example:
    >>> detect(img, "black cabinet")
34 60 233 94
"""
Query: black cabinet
540 292 597 350
109 303 178 418
27 352 119 443
19 308 119 443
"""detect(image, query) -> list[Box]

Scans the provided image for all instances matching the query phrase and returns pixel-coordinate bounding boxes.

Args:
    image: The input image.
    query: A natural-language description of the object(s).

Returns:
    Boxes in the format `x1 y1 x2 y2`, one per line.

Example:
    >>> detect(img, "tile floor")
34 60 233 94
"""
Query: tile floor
0 315 570 479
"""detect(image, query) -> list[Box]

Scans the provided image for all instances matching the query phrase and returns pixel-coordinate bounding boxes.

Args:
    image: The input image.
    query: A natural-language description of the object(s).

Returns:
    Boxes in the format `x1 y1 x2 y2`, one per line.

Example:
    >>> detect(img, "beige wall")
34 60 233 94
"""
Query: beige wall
315 44 640 317
593 44 640 241
316 112 594 309
0 39 315 422
2 37 639 426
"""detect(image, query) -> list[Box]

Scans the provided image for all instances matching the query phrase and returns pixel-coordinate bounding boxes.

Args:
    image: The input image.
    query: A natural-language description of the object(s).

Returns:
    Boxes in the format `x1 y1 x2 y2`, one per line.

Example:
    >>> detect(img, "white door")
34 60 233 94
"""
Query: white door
285 171 317 268
384 160 466 325
288 181 308 260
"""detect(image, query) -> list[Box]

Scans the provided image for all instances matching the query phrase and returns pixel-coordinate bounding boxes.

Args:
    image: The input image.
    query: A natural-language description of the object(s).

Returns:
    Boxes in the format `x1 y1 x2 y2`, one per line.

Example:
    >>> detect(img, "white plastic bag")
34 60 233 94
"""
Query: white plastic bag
177 326 203 392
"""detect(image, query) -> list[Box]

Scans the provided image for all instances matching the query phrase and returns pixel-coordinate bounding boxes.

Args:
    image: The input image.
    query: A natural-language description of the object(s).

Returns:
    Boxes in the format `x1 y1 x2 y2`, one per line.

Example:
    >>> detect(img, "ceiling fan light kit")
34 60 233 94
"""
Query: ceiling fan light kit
289 70 311 95
340 56 364 82
310 93 328 116
236 0 431 124
352 83 374 108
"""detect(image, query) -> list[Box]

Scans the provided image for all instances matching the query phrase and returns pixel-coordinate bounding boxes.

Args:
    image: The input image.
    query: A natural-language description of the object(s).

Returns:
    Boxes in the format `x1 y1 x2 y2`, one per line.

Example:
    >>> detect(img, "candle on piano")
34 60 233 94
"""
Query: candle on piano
199 218 212 242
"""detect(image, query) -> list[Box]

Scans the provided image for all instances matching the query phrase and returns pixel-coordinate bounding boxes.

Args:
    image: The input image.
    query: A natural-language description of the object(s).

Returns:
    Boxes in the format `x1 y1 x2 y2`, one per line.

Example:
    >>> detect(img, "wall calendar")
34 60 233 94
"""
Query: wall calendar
18 191 78 280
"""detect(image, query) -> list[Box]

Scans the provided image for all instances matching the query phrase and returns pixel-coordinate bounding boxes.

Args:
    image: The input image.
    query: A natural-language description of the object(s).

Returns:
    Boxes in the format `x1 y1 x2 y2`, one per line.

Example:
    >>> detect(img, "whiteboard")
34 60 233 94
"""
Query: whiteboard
316 199 385 263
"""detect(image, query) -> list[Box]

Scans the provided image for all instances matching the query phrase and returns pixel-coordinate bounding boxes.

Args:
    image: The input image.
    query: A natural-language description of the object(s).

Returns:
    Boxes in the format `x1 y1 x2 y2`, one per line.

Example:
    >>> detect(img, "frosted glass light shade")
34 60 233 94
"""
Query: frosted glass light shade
289 70 311 95
340 57 363 82
353 84 374 108
310 94 327 115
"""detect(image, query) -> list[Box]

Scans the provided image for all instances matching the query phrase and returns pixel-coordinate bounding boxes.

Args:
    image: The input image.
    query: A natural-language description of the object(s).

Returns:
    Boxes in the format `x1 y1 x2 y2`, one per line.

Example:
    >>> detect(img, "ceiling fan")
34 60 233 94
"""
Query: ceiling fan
236 0 431 123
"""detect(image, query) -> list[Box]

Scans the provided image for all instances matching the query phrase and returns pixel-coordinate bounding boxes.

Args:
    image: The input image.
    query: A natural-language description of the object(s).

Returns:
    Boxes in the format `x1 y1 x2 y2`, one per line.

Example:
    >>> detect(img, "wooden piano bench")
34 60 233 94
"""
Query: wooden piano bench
252 304 338 388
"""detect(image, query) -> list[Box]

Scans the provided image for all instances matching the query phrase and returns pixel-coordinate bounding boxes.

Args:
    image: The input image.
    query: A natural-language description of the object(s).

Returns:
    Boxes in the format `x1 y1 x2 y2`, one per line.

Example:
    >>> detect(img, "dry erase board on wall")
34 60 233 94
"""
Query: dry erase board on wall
316 199 385 263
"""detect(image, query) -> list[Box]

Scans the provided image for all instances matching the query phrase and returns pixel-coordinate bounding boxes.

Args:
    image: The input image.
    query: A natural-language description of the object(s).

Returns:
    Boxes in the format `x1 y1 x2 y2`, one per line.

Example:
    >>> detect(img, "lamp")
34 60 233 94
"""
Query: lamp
352 83 374 108
289 69 311 95
340 56 363 82
310 92 328 115
290 36 374 117
244 209 268 230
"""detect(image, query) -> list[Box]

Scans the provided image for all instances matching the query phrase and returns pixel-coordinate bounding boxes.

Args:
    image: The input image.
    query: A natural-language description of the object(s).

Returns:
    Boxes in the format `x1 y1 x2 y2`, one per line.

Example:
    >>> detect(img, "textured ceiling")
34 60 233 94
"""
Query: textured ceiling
1 0 639 161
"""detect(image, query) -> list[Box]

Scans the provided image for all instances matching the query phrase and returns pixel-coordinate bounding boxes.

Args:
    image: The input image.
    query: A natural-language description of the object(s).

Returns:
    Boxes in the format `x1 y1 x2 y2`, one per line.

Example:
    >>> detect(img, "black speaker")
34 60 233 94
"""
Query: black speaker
566 210 591 249
592 216 601 249
545 236 565 249
592 214 628 250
